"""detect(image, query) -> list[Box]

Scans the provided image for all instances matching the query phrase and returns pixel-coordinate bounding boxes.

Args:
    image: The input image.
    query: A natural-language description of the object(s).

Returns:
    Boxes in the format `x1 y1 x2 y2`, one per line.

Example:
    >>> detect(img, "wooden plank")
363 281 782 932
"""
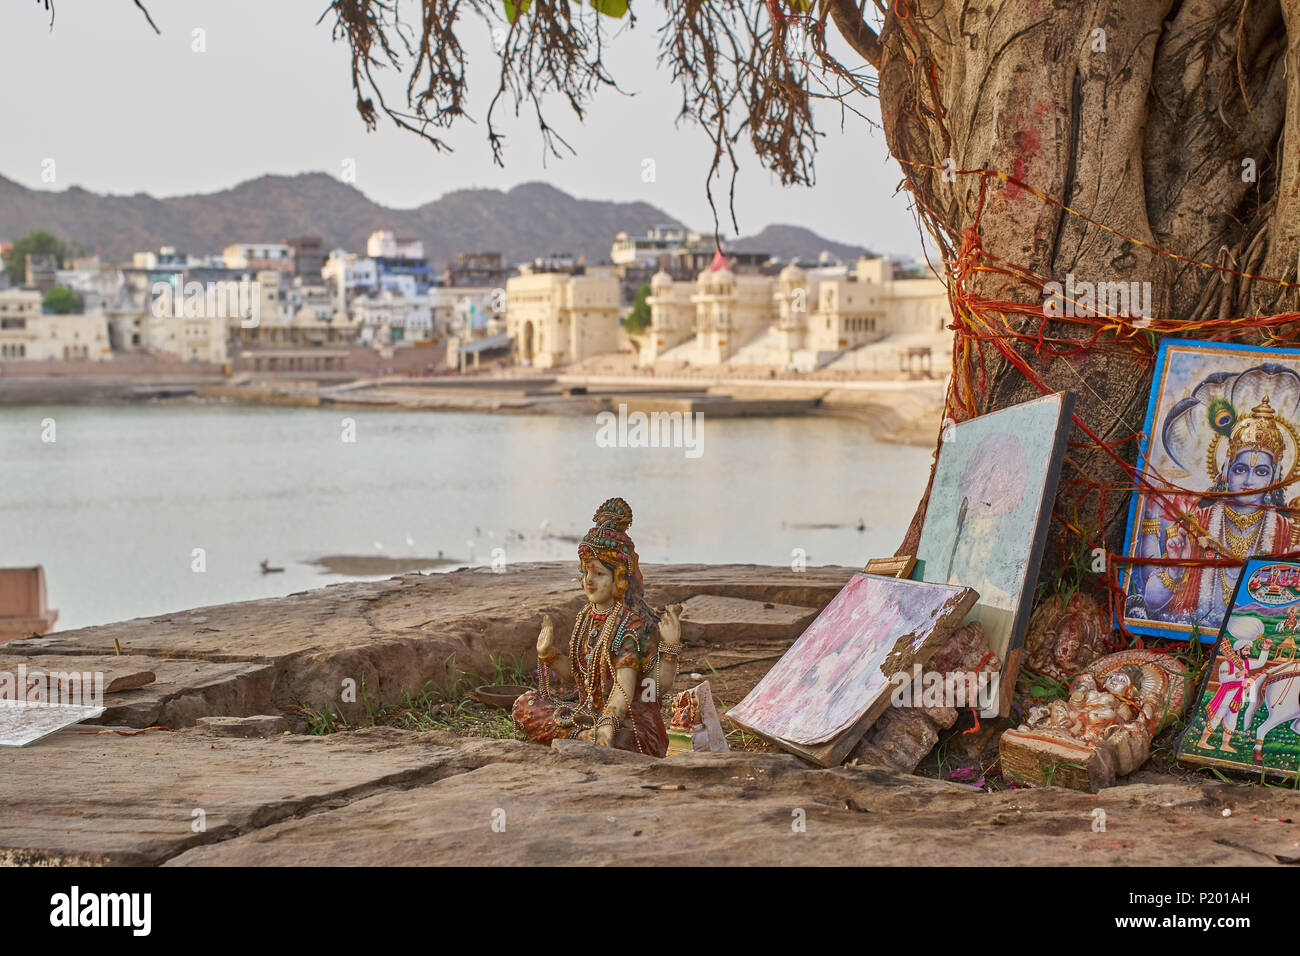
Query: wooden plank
998 728 1115 792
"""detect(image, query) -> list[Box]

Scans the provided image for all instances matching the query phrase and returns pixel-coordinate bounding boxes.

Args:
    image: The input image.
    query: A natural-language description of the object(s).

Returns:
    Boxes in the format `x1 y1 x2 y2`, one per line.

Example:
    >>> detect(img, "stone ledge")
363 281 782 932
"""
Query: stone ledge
196 715 291 738
0 563 852 727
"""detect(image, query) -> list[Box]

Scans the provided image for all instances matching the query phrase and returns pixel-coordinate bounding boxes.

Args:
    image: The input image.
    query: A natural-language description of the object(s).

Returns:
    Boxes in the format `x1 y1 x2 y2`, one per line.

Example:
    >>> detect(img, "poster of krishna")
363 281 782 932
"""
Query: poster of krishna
1121 339 1300 642
1178 559 1300 781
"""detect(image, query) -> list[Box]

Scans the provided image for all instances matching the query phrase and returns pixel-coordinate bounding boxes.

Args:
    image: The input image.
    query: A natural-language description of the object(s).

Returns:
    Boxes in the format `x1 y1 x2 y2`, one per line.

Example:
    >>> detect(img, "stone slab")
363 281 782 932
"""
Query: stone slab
196 715 290 737
0 727 512 866
0 654 274 729
5 564 850 663
105 670 156 693
165 735 1298 867
677 594 819 645
0 564 852 722
2 719 1294 867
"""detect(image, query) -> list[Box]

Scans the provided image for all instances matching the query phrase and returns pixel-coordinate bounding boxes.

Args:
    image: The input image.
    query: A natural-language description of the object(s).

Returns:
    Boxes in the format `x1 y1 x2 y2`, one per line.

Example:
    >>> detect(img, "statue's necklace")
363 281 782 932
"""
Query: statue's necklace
568 602 623 714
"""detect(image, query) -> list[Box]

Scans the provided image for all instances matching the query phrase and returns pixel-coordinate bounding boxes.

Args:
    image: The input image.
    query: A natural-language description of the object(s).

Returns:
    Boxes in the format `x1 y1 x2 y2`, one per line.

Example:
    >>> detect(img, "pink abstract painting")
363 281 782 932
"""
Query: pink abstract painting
726 573 972 746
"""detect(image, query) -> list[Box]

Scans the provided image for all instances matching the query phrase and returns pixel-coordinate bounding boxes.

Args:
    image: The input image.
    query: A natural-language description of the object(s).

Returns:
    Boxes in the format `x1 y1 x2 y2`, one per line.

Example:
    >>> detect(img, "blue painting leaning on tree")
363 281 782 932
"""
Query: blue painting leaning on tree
1122 339 1300 643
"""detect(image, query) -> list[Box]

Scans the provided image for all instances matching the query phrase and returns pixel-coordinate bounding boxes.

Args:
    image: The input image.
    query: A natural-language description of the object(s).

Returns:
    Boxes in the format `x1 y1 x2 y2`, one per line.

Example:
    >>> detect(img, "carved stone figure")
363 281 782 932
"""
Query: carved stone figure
512 498 683 756
999 649 1188 791
1023 591 1110 685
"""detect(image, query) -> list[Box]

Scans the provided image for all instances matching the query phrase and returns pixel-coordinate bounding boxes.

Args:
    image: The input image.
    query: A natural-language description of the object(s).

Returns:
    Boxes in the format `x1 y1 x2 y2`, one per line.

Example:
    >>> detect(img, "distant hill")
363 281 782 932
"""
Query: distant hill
729 224 875 264
0 173 873 268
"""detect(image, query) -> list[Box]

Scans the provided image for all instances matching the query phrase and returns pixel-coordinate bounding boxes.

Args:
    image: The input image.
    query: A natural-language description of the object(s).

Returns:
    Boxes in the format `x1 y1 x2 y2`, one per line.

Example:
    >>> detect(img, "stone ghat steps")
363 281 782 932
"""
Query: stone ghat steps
2 725 1295 866
0 564 852 730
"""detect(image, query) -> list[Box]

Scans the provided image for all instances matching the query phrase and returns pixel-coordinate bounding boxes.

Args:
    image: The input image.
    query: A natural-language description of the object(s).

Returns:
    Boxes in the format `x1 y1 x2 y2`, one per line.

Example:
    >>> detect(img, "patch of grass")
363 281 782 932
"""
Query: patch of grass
1002 768 1028 788
489 652 529 686
1055 537 1095 607
304 704 347 736
1017 666 1070 704
722 722 773 752
307 653 535 740
1040 761 1085 788
701 657 727 691
707 683 771 752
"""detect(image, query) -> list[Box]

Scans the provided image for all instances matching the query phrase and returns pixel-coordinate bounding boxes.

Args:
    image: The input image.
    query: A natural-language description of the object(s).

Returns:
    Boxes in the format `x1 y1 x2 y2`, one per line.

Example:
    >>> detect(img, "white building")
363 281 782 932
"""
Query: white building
50 258 125 316
379 272 418 299
505 267 621 367
431 286 505 337
352 291 434 345
148 310 228 364
322 250 379 305
366 230 425 261
689 265 773 365
222 243 293 272
0 289 113 361
132 247 223 270
645 256 949 370
610 225 698 267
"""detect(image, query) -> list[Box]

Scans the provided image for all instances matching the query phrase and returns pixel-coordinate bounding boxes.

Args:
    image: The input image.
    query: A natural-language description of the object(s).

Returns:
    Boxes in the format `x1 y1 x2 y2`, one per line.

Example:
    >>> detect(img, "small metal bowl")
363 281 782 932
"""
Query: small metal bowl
471 684 531 709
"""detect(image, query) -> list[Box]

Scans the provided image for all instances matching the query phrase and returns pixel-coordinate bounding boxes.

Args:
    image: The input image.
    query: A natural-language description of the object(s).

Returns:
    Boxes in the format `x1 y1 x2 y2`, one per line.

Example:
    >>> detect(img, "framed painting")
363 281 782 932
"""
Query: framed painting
725 573 976 767
1120 339 1300 642
1177 558 1300 782
863 555 917 579
913 391 1075 715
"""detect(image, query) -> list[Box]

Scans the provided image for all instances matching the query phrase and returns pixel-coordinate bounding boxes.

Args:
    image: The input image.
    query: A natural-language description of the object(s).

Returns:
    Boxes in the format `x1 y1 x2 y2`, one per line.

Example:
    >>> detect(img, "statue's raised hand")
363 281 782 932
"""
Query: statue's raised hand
658 604 683 648
537 613 556 660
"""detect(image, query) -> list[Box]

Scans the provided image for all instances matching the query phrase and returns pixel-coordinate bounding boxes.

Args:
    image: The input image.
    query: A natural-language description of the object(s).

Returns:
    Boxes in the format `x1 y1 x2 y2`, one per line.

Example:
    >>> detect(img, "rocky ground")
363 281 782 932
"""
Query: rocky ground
2 563 1297 866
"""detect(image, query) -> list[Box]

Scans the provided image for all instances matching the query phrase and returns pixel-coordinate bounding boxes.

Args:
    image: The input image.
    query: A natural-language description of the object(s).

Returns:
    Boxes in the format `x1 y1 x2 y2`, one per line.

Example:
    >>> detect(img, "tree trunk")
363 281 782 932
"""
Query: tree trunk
877 0 1300 581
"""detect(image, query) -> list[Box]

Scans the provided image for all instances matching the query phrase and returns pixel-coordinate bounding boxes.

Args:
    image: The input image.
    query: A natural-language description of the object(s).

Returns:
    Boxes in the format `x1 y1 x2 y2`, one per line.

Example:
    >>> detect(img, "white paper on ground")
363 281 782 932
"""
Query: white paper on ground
0 700 104 747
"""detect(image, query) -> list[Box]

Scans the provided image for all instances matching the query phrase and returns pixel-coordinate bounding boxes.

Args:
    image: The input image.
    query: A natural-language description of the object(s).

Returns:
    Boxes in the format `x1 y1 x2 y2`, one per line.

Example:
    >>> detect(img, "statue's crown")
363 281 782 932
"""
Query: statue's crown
590 497 633 533
579 497 636 566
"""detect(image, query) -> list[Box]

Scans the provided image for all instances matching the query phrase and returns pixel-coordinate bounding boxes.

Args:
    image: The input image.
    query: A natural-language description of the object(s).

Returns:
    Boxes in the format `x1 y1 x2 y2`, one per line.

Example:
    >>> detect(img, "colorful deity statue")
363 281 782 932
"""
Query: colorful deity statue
1140 397 1300 628
1000 649 1188 790
512 498 683 756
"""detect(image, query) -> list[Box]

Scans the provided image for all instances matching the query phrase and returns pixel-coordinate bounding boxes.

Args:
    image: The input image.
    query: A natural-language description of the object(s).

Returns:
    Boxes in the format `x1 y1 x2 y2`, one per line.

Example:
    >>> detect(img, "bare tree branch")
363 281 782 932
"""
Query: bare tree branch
65 0 881 237
822 0 881 68
134 0 160 34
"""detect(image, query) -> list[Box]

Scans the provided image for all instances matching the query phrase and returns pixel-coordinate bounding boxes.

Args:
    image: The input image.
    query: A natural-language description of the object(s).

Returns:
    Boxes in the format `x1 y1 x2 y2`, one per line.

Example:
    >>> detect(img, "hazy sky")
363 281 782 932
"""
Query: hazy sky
1 0 923 257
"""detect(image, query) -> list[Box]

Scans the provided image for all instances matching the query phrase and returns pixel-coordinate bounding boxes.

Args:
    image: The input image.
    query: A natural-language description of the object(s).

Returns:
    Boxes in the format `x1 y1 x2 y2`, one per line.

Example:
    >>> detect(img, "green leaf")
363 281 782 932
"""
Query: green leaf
504 0 531 24
590 0 629 18
786 0 812 10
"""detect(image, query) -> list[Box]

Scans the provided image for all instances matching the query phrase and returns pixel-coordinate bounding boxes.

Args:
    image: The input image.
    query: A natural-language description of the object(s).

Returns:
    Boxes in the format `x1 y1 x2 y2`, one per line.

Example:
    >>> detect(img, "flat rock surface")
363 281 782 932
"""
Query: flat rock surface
6 563 848 663
678 594 819 644
0 564 850 726
0 564 1288 866
0 726 507 866
0 726 1281 867
0 653 273 729
196 715 290 737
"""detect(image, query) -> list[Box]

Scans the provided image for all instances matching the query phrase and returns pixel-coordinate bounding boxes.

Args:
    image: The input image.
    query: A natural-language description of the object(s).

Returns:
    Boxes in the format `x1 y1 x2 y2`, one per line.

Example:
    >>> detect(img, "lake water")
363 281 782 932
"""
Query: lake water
0 403 933 630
